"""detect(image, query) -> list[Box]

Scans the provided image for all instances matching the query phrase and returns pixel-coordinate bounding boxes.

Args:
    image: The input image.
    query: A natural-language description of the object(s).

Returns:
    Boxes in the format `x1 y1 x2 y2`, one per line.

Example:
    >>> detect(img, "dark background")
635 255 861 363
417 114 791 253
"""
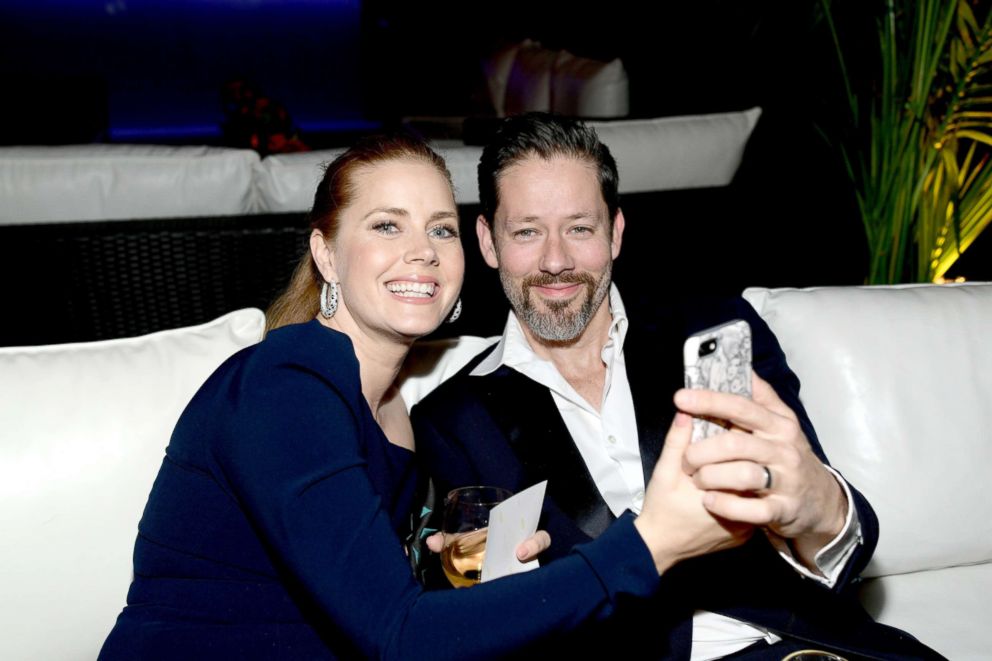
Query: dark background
0 1 987 344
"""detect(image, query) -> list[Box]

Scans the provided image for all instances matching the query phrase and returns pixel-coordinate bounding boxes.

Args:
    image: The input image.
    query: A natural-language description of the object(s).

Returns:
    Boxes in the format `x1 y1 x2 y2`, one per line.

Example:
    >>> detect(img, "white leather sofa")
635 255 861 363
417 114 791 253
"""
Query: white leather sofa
3 283 988 660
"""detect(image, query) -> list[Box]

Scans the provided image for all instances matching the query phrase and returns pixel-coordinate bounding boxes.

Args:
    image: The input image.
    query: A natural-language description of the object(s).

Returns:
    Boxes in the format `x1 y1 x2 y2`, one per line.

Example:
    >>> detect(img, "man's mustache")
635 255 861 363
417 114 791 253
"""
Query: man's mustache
522 273 596 288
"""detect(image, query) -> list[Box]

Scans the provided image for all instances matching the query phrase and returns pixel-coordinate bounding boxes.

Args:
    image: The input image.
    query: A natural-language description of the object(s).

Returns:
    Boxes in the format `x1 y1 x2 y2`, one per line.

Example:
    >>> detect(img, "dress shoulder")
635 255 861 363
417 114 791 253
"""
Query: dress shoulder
231 320 363 401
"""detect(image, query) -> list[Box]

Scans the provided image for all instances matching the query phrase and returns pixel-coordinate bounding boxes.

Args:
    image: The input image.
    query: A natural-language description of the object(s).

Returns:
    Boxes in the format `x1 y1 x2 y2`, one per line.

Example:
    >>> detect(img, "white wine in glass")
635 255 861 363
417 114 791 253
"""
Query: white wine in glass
441 528 488 588
441 486 511 588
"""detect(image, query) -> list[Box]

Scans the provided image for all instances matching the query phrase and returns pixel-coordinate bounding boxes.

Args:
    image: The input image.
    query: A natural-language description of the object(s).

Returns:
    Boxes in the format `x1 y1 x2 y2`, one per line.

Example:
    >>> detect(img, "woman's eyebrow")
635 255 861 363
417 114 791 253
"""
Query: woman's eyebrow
362 206 409 220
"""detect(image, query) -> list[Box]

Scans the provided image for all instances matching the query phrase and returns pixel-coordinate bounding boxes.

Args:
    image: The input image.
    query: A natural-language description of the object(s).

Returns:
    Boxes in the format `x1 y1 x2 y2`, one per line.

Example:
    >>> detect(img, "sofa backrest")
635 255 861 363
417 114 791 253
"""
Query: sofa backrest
0 107 763 226
0 309 265 661
744 283 992 578
0 145 261 224
255 108 762 211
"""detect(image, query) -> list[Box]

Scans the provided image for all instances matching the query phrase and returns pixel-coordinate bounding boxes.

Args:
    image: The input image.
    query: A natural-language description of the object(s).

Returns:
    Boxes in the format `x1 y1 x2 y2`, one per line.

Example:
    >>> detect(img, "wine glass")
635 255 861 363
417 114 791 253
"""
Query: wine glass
441 486 512 588
781 650 848 661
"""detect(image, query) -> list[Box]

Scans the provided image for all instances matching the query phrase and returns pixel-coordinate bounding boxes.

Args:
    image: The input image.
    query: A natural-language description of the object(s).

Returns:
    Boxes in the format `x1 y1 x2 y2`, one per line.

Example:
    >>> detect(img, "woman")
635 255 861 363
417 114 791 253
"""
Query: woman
100 135 745 660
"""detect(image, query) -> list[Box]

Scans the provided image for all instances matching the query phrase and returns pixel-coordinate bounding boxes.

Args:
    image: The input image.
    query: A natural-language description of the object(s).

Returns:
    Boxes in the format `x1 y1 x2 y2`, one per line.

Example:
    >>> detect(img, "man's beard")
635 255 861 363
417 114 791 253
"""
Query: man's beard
500 266 612 342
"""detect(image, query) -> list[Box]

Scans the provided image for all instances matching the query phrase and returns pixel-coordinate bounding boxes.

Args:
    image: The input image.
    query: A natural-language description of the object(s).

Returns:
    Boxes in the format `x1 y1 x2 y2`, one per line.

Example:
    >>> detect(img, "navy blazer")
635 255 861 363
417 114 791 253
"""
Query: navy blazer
413 296 941 660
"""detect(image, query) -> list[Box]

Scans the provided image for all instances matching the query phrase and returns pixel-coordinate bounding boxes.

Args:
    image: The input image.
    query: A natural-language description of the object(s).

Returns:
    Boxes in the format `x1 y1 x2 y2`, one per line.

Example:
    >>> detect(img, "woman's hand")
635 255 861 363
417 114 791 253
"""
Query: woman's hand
634 411 753 575
425 530 551 562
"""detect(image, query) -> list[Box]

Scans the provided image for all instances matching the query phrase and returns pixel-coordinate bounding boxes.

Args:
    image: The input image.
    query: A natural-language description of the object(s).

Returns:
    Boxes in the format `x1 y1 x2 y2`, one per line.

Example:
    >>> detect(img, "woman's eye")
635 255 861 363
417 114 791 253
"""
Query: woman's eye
429 224 459 239
372 221 400 234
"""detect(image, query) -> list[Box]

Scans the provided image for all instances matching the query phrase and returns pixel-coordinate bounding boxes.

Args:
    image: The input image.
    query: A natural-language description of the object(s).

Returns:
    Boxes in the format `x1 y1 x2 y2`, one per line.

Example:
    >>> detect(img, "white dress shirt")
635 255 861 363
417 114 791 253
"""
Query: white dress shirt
471 285 863 660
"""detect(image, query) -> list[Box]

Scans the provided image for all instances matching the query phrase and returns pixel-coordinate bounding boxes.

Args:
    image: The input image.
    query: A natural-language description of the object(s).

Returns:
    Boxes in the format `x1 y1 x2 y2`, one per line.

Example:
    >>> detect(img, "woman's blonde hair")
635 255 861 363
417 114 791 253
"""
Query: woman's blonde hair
266 134 452 332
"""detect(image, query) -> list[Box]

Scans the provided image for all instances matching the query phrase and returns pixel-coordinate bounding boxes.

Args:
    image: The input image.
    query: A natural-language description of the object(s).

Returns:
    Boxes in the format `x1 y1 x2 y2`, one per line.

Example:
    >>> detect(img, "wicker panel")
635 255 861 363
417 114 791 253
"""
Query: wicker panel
0 214 309 346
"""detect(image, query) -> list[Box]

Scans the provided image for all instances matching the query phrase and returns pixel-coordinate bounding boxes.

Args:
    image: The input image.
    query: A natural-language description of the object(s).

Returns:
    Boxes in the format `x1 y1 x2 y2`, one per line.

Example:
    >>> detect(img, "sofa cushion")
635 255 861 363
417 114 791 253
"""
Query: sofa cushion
0 309 266 661
503 39 557 116
484 40 629 119
481 42 522 117
0 145 261 225
743 284 992 577
398 335 499 411
859 562 991 660
551 50 629 118
253 144 484 212
589 107 762 193
251 148 345 214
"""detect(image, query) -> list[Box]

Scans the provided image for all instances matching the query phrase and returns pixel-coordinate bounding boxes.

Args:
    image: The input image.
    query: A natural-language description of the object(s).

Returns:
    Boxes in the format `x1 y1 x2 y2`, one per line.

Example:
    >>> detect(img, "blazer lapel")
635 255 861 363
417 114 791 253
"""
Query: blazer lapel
476 366 615 539
623 316 685 484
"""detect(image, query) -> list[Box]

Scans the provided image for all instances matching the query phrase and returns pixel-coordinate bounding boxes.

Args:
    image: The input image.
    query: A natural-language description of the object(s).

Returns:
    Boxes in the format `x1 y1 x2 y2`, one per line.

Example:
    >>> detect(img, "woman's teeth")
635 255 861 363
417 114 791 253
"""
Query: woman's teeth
386 282 436 297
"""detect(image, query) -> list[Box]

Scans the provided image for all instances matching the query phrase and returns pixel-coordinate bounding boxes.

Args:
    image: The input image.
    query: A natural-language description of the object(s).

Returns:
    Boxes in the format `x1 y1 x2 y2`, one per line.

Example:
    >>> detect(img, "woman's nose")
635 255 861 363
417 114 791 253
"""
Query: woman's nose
404 233 439 265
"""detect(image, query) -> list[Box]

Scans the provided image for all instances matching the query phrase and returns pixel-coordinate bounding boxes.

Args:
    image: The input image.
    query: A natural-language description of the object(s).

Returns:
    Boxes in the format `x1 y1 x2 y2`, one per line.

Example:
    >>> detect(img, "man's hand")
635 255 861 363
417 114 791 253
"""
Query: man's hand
675 374 848 571
634 412 753 575
425 530 551 563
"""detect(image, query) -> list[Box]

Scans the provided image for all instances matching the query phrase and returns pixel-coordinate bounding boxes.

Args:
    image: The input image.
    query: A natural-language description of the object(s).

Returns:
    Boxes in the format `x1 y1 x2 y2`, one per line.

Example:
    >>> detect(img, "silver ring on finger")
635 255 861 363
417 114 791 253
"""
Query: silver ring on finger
761 465 773 490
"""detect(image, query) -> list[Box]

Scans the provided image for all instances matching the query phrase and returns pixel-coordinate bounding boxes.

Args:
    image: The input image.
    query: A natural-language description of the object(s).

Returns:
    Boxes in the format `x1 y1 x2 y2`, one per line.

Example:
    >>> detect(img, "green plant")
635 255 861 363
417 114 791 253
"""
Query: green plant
822 0 992 283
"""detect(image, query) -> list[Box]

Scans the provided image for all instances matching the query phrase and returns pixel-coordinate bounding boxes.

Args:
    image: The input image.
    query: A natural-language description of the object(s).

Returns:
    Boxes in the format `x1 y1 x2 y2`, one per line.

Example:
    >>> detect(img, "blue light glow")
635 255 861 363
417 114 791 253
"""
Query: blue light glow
1 0 365 143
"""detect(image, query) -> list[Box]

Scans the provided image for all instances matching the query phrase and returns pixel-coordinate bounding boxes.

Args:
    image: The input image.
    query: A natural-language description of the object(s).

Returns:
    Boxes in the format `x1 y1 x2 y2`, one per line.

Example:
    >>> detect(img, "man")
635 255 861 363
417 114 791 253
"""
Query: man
412 113 939 660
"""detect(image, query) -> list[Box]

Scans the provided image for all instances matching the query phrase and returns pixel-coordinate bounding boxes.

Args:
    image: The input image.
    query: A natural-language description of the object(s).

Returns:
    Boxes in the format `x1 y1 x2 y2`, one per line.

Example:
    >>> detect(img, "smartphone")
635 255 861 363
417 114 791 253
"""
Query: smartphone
683 319 752 442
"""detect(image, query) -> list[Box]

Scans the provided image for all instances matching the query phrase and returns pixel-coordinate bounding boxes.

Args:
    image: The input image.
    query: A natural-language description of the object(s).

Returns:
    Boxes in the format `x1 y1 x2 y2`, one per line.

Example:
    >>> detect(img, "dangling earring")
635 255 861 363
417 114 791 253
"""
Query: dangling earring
320 281 339 318
447 297 462 324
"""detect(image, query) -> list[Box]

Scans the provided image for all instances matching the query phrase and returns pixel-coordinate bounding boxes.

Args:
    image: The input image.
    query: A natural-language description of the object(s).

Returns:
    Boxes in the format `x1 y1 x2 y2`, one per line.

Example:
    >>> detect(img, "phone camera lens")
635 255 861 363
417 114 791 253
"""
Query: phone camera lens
699 339 718 357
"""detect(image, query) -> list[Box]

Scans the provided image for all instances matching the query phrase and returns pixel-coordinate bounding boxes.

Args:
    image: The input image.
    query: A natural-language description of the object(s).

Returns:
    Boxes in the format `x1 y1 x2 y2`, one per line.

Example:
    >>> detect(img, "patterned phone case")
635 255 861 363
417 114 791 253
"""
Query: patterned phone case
683 319 752 442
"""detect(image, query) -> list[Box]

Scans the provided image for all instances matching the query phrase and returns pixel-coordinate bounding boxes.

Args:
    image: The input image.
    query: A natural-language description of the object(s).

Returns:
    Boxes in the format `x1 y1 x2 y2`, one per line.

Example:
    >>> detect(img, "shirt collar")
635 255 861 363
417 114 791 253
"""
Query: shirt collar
471 283 629 377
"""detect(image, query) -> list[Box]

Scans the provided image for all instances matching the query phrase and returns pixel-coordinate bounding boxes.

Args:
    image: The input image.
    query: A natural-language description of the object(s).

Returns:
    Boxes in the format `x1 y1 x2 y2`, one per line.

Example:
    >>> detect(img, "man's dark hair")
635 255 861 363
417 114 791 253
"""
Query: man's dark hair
477 112 620 224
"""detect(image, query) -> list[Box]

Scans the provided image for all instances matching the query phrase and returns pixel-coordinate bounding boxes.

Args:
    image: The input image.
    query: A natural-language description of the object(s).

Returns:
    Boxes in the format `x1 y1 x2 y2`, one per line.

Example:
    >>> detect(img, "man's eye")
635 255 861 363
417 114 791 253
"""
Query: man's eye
372 221 400 234
429 224 459 239
513 228 537 238
571 225 594 234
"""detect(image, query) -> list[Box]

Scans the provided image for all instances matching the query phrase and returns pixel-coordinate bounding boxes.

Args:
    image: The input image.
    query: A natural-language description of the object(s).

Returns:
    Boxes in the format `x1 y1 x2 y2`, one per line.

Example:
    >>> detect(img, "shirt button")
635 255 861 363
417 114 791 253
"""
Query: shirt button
607 435 617 445
632 490 645 513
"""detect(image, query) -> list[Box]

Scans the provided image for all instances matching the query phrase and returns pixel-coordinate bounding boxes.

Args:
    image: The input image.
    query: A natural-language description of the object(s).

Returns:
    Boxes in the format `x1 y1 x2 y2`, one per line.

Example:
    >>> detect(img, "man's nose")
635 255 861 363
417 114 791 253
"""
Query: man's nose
404 232 440 265
538 234 574 274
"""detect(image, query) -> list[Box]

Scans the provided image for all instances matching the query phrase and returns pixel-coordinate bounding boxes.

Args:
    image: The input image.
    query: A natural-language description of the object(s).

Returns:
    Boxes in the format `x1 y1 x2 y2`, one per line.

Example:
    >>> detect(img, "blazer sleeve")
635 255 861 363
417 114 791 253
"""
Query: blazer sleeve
739 298 879 588
211 359 660 660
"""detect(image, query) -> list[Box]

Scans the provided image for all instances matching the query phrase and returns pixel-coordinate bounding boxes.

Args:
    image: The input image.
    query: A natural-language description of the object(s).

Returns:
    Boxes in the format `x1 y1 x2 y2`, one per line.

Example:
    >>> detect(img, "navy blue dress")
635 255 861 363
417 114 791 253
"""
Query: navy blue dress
100 320 659 660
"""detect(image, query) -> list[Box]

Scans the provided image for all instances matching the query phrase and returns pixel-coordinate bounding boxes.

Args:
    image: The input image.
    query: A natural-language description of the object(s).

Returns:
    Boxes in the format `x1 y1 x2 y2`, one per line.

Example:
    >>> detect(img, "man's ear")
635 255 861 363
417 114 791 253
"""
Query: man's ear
476 215 500 269
310 230 338 282
611 208 626 260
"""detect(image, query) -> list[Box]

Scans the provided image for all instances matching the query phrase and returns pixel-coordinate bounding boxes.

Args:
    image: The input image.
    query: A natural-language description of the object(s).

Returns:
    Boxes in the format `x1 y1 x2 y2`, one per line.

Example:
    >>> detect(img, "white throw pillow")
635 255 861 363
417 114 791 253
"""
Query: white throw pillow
0 145 260 225
254 145 484 211
253 148 345 214
504 39 557 116
743 284 992 577
589 107 762 192
436 144 486 206
482 42 523 117
551 50 629 118
0 309 266 661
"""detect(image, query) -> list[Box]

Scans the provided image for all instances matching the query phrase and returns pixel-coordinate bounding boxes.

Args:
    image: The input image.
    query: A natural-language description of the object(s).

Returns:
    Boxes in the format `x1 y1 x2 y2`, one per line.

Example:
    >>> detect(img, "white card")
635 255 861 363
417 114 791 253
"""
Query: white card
480 480 547 583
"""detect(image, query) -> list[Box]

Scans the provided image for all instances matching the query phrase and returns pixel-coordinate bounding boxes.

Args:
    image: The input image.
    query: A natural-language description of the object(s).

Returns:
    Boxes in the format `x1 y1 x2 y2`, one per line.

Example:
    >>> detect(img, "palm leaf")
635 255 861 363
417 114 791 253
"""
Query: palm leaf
822 0 992 283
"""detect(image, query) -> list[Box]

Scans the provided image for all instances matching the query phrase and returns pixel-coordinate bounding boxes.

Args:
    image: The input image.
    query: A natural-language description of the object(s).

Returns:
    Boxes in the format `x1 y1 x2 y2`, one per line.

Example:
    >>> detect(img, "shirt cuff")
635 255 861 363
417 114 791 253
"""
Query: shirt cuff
766 465 863 587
